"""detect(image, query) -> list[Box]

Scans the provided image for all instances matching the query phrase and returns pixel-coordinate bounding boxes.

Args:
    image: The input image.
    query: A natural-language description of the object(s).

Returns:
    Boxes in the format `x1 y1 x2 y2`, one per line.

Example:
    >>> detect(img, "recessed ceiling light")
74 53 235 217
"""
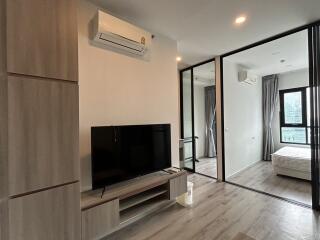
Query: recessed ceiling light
176 56 182 62
235 16 246 25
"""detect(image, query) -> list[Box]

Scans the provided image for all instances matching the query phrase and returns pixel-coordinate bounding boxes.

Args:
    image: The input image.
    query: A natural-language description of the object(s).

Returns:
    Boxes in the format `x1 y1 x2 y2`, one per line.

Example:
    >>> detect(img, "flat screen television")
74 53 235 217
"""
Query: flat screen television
91 124 171 189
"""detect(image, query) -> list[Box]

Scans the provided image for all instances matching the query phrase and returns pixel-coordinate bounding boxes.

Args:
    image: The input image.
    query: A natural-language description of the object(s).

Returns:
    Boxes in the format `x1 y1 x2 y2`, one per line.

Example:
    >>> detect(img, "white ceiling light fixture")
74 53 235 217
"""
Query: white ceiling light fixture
235 16 246 25
176 56 182 62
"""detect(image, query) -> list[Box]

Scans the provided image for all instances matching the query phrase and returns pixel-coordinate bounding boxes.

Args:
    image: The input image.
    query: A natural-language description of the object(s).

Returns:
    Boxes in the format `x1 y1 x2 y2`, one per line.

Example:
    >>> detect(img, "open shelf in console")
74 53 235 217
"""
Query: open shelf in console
119 184 168 211
119 192 172 225
81 170 186 210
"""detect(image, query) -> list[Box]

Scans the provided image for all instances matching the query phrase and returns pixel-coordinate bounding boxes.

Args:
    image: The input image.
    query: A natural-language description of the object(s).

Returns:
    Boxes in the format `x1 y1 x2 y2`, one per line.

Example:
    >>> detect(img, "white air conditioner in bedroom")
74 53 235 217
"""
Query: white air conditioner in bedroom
238 70 258 85
92 10 152 56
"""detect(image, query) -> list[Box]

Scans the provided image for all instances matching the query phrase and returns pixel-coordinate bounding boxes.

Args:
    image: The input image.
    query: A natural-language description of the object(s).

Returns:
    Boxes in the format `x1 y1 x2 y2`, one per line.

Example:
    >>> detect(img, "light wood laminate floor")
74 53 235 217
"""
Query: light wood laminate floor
104 174 319 240
196 157 217 178
227 161 312 206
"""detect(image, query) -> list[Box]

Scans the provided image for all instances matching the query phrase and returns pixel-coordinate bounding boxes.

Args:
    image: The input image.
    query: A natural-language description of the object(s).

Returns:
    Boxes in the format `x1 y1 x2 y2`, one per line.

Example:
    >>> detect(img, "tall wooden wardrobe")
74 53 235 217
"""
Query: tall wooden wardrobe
0 0 80 239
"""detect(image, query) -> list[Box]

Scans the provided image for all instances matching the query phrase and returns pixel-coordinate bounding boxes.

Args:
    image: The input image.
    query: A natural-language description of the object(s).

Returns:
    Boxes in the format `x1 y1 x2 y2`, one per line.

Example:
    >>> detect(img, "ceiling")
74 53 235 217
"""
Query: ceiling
225 30 309 76
92 0 320 67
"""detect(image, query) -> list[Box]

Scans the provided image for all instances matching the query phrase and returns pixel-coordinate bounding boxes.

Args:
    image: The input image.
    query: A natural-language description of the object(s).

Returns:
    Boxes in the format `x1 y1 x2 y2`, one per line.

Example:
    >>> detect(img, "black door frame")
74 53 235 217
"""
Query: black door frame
180 68 196 172
309 23 320 210
180 59 216 177
219 20 320 210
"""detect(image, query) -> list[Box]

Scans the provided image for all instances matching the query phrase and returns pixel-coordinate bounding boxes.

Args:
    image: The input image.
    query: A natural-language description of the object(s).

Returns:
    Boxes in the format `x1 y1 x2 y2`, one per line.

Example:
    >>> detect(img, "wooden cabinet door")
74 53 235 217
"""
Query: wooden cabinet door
0 200 8 240
6 0 78 81
8 76 79 196
9 183 80 240
169 173 188 200
81 199 120 240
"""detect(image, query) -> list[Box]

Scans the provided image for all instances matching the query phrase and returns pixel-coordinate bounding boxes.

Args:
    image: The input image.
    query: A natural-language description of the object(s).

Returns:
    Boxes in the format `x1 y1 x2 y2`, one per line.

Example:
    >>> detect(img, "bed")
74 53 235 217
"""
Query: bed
271 146 311 181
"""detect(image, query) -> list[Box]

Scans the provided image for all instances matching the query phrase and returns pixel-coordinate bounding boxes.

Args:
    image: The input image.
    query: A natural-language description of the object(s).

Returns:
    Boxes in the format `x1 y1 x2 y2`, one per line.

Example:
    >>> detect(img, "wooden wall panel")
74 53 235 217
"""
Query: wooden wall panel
8 76 79 196
0 0 8 239
6 0 78 81
0 77 8 240
81 199 120 240
0 0 5 74
0 0 7 201
0 201 8 240
0 76 8 203
9 183 80 240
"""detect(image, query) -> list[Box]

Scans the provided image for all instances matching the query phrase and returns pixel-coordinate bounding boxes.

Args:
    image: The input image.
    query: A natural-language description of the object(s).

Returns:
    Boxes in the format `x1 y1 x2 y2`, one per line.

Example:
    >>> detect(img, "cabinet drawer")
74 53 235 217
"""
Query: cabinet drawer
82 199 120 240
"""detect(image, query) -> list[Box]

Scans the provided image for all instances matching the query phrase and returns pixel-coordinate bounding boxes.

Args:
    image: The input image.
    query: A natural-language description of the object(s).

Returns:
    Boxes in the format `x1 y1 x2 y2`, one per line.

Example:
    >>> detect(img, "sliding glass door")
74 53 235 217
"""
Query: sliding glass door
218 21 320 209
310 23 320 210
193 62 217 178
181 69 195 171
180 60 216 177
221 29 312 207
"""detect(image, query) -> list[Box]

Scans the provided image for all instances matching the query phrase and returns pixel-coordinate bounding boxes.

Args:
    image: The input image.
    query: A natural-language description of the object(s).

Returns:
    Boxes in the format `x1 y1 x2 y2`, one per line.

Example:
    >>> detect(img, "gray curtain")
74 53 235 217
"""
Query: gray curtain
262 74 279 161
204 86 216 158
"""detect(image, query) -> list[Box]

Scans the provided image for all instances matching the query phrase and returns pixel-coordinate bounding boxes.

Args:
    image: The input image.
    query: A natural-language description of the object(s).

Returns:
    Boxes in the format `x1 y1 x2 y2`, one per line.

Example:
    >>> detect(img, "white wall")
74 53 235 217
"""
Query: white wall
194 84 206 158
272 68 309 151
224 62 263 178
78 0 179 191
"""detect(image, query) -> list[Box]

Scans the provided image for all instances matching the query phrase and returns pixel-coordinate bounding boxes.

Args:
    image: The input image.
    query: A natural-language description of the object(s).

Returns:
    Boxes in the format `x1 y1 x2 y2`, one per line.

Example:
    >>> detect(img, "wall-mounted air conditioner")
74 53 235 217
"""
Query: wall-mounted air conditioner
92 10 152 56
238 70 258 85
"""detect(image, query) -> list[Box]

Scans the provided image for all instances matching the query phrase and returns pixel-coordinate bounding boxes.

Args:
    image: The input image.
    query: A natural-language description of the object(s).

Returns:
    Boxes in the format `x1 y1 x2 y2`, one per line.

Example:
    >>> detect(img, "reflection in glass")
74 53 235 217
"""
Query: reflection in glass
307 87 311 126
193 61 216 178
182 70 194 171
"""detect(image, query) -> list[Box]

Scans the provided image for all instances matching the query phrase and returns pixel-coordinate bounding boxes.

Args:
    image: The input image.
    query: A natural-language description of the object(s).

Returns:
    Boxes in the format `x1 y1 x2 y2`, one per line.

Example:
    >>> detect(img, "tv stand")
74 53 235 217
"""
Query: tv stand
81 170 187 240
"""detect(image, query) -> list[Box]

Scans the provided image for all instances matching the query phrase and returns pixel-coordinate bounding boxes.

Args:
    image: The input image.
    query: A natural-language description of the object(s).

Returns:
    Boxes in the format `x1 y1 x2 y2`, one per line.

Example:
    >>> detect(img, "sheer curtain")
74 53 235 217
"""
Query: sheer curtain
262 74 279 161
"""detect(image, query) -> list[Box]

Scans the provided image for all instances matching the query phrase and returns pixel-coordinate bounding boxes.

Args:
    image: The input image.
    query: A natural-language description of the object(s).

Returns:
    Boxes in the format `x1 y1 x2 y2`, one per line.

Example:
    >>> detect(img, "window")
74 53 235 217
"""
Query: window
279 87 310 145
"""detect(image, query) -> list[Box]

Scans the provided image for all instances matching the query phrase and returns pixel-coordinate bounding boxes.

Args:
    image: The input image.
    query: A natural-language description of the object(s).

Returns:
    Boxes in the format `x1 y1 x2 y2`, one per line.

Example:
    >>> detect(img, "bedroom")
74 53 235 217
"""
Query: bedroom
223 29 311 206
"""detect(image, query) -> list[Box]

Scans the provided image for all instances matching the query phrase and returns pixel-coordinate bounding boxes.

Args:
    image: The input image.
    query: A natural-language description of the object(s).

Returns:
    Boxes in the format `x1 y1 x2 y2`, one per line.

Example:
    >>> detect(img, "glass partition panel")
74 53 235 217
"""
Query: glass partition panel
222 29 311 206
193 61 216 177
181 70 195 171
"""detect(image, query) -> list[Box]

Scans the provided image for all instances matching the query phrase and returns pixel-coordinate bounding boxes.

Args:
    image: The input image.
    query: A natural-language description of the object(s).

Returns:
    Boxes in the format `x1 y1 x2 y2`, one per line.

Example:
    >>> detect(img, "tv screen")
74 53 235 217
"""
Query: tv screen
91 124 171 189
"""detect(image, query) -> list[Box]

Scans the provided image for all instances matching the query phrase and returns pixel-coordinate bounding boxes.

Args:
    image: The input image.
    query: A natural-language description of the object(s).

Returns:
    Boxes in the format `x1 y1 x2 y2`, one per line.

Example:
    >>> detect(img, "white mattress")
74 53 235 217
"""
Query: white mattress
272 146 311 173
